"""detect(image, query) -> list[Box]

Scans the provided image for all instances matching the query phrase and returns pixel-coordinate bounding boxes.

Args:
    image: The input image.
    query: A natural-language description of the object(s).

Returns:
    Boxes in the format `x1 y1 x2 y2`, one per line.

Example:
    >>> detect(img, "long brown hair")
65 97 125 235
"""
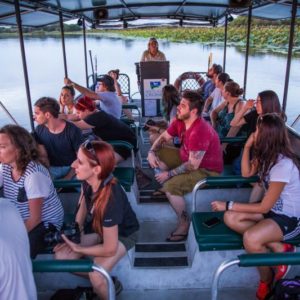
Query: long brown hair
0 124 40 173
81 141 116 236
254 113 300 181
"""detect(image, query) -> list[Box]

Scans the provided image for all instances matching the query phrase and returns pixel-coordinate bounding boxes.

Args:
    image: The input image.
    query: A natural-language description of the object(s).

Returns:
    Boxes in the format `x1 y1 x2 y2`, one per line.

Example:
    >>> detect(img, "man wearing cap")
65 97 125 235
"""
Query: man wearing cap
140 38 166 62
64 75 121 119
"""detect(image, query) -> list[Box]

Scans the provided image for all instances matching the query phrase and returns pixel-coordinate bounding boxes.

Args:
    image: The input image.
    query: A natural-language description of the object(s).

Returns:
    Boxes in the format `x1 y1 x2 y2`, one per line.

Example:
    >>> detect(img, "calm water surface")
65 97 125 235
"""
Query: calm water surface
0 36 300 129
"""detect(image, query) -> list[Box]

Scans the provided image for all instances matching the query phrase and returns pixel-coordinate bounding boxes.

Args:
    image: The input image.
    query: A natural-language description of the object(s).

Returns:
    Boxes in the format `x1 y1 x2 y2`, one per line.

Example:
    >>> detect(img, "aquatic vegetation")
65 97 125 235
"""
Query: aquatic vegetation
99 21 299 55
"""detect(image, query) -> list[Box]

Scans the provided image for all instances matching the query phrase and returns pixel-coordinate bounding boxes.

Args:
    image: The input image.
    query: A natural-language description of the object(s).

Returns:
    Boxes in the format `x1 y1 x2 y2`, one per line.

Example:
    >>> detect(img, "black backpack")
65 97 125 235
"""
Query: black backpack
272 277 300 300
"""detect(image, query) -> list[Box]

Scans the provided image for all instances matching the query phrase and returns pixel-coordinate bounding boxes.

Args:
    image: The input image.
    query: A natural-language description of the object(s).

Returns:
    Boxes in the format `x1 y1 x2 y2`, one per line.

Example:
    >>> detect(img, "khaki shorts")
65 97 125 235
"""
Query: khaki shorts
157 147 220 196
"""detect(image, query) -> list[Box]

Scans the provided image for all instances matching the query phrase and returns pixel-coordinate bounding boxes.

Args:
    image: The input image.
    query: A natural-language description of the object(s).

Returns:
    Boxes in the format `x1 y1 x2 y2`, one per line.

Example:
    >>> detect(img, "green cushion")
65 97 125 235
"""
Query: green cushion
192 212 300 252
54 167 135 192
113 167 135 192
32 259 93 273
192 212 243 251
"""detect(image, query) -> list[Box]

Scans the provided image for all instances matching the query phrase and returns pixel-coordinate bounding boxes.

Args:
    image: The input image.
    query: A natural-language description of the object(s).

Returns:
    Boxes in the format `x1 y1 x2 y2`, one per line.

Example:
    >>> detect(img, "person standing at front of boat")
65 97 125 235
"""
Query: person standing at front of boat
33 97 84 180
64 75 122 119
212 114 300 300
140 37 167 62
54 141 139 300
147 90 223 242
0 125 64 258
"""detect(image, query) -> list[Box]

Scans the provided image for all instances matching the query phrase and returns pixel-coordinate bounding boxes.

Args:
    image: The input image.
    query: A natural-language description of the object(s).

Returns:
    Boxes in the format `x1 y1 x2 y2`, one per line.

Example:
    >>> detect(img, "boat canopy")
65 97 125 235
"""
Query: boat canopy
0 0 299 28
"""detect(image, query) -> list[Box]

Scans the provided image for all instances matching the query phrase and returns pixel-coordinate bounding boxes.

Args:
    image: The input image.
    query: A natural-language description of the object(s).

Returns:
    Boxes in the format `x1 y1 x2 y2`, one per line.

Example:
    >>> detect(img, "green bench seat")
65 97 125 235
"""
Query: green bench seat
192 211 300 251
54 167 134 192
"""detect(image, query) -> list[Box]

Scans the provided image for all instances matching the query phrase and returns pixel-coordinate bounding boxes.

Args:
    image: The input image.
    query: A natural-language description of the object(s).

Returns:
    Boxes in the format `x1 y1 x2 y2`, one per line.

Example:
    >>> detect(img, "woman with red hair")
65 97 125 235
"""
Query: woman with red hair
54 140 139 299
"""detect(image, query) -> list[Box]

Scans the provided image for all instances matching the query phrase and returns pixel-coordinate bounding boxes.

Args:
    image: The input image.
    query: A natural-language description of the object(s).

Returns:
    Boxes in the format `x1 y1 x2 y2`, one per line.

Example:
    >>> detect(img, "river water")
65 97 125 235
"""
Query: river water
0 35 300 129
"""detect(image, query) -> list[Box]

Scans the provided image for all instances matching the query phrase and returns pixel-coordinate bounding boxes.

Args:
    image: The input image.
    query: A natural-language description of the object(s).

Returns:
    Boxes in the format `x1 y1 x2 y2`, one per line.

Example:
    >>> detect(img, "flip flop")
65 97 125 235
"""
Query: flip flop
166 233 188 242
152 189 165 197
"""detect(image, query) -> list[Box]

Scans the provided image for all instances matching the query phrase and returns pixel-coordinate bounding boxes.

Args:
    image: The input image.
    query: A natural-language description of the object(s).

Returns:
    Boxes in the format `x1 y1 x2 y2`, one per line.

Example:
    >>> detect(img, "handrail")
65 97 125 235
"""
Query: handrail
192 176 259 211
0 100 19 125
32 259 115 300
211 252 300 300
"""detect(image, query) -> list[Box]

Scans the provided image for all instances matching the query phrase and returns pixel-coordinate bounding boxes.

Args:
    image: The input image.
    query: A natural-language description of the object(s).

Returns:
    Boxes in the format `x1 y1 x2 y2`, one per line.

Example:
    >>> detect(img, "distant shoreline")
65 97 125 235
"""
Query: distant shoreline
1 26 299 56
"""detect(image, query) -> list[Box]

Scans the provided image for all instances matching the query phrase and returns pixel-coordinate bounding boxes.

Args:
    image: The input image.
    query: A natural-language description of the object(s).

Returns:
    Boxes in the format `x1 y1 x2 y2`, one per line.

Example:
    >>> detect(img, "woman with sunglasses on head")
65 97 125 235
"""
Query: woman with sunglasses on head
212 114 300 300
0 124 64 259
54 140 139 299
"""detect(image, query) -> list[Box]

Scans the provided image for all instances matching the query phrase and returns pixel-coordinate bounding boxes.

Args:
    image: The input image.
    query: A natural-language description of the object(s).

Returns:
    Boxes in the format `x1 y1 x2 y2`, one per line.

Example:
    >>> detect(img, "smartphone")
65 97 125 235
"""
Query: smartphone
202 217 221 228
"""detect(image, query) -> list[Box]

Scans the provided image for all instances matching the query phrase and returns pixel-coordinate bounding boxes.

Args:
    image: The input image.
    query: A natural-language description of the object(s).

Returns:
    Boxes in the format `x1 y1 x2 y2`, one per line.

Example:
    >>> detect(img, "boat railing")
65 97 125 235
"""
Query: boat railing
211 252 300 300
32 259 116 300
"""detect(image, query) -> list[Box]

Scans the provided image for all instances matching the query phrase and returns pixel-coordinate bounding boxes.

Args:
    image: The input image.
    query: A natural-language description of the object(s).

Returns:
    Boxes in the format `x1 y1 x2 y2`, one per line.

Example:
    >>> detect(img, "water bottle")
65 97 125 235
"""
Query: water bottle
154 168 161 175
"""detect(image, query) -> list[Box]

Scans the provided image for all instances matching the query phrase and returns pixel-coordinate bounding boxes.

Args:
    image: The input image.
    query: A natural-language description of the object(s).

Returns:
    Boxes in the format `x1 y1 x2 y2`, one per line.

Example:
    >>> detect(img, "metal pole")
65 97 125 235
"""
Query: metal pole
211 258 240 300
83 19 89 87
192 179 207 211
59 11 68 78
14 0 34 131
282 0 297 113
223 14 228 72
243 5 252 98
92 264 116 300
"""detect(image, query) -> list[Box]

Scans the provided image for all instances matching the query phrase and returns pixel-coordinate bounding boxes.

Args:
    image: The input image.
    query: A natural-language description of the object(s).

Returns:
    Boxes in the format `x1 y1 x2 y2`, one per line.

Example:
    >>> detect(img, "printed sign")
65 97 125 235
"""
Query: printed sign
143 78 167 100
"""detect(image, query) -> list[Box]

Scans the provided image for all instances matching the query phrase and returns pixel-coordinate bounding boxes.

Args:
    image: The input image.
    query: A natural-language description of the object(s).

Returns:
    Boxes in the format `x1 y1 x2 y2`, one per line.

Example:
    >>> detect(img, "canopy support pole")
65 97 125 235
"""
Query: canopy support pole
59 11 68 78
223 14 228 72
243 5 252 98
14 0 34 131
282 0 297 113
83 19 89 87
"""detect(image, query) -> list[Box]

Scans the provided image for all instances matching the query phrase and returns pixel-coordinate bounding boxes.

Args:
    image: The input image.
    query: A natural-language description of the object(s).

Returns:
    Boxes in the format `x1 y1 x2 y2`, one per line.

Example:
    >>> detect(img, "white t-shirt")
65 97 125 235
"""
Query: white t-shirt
267 155 300 218
210 87 223 111
0 199 37 300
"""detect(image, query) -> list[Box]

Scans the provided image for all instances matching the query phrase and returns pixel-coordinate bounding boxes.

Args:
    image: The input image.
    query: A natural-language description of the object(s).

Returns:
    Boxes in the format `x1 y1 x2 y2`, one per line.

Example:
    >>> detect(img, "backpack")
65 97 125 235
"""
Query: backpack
272 277 300 300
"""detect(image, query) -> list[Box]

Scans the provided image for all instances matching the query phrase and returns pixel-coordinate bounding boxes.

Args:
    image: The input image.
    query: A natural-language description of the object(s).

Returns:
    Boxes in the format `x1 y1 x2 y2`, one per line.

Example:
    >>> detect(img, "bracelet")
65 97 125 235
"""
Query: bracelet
228 201 234 211
168 171 172 178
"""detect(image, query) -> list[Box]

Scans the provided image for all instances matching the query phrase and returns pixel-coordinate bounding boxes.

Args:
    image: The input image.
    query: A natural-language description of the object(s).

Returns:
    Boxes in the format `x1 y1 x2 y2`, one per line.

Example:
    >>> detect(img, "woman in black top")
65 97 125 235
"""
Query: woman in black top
54 141 139 299
230 90 285 135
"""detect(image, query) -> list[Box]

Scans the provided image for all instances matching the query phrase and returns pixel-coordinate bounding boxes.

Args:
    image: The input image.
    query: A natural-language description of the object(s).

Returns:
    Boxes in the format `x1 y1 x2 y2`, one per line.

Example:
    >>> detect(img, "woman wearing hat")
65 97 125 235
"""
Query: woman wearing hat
140 37 167 62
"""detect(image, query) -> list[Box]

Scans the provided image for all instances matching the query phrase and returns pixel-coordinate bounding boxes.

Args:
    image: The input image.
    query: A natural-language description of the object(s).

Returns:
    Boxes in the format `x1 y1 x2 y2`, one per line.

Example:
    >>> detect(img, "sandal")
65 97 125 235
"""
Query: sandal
166 232 188 242
152 189 165 197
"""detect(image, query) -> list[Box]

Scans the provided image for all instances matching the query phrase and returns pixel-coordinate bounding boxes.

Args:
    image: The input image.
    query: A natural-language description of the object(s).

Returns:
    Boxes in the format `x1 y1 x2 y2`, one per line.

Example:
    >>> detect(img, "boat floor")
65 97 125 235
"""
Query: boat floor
38 287 256 299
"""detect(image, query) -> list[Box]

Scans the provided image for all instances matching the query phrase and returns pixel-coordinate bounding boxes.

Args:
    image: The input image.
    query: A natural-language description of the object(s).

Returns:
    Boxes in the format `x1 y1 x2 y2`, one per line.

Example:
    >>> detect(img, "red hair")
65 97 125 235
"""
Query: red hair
81 141 116 236
75 96 96 112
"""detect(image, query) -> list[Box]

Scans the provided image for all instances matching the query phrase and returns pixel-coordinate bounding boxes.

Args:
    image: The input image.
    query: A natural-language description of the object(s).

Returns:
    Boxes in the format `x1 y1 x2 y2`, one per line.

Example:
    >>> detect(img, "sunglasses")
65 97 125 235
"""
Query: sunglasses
82 140 99 164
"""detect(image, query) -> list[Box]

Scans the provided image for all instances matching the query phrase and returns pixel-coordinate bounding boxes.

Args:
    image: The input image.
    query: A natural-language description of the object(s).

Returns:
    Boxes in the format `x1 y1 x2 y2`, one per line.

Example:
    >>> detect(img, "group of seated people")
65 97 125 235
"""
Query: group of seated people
145 58 299 299
0 48 299 300
0 71 140 299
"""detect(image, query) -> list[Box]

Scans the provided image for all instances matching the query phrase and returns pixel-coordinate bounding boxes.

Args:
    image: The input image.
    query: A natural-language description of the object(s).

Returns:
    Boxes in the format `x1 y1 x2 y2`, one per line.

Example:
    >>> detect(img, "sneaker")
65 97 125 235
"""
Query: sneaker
275 243 296 281
256 280 272 300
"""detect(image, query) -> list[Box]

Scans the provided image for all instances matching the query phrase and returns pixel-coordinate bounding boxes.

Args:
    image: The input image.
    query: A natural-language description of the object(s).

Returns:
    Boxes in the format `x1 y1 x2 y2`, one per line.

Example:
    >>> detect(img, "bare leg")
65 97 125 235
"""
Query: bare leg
89 241 126 300
165 192 189 238
243 219 283 282
224 211 264 234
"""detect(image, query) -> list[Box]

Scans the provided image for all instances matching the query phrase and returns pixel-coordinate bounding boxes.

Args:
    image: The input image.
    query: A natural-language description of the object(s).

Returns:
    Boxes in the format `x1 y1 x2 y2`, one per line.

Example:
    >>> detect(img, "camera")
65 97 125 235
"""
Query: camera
44 222 81 246
142 119 156 131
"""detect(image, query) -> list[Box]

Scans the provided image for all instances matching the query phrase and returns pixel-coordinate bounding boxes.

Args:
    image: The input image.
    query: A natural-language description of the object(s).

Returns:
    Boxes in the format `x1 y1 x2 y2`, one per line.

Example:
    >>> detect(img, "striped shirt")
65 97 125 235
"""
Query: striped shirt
0 161 63 229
